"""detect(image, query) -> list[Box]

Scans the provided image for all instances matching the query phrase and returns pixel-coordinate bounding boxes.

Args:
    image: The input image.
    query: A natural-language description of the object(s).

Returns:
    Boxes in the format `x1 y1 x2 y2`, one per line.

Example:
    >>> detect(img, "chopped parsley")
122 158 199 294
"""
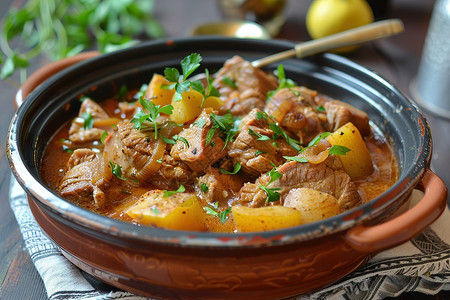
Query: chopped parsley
317 105 326 112
163 184 185 197
329 145 351 156
109 162 127 181
222 76 237 89
100 130 108 144
248 128 271 141
255 150 266 156
283 156 308 163
131 97 173 139
207 112 238 149
200 183 209 193
203 204 231 223
259 167 283 203
219 162 241 175
267 64 297 101
81 112 94 130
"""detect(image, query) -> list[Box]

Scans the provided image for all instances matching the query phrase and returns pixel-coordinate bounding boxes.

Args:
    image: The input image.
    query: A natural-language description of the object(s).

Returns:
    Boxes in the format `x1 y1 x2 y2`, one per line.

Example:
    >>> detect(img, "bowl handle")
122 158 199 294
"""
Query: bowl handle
345 169 448 253
15 51 100 109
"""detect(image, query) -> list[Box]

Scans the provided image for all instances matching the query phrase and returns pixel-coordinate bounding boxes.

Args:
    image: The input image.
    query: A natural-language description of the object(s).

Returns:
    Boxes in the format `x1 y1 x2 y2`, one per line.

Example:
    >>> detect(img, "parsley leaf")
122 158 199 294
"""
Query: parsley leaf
109 162 127 181
328 145 351 156
222 76 237 89
248 128 271 141
200 183 209 193
203 206 232 223
130 97 173 139
81 112 94 130
307 132 332 147
267 64 297 101
219 162 241 175
207 112 238 149
163 184 186 197
100 130 108 144
260 167 283 203
283 156 308 163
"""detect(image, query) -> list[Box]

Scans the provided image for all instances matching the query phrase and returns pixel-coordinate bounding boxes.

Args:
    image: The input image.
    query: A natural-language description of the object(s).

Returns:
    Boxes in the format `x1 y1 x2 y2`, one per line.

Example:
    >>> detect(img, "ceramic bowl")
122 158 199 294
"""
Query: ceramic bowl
7 37 447 299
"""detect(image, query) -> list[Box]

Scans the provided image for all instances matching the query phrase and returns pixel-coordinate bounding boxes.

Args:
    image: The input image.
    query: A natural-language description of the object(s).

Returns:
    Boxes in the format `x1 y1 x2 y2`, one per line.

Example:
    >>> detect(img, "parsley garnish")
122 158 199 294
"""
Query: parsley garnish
62 145 73 153
283 156 308 163
81 112 94 130
164 53 215 102
203 204 231 223
248 128 271 141
207 112 238 149
163 184 185 197
259 167 283 203
176 135 190 148
267 64 297 101
329 145 351 156
219 162 241 175
109 162 127 181
193 118 206 128
255 150 266 156
131 97 173 139
100 130 108 144
200 183 209 193
222 76 237 89
269 123 301 151
307 132 332 148
317 105 326 112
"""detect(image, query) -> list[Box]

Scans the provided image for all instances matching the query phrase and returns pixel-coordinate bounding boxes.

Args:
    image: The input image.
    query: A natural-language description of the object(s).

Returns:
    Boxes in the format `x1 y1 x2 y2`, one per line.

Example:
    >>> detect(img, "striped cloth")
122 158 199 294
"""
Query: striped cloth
9 175 450 300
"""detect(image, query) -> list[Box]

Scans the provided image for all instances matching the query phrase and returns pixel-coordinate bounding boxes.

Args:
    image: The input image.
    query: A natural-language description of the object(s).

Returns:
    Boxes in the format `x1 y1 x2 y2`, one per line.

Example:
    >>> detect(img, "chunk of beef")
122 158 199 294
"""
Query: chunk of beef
266 87 325 145
213 56 278 116
170 109 227 172
148 154 194 190
58 149 111 208
103 120 165 182
228 109 298 177
318 99 371 137
69 98 111 143
236 156 361 210
196 168 245 207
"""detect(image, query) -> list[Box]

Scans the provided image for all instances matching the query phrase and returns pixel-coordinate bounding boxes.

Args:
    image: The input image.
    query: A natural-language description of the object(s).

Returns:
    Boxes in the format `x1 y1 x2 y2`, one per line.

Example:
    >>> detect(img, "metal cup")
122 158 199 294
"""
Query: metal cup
413 0 450 119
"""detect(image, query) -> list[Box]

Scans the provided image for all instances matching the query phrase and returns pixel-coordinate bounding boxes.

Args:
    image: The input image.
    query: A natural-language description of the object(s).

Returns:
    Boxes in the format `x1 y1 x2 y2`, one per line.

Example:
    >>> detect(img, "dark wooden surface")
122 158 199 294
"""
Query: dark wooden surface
1 0 449 299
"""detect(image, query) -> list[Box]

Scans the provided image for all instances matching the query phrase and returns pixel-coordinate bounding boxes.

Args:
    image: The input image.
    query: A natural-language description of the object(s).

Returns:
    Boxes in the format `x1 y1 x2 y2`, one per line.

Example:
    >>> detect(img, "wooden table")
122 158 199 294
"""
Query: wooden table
1 0 449 299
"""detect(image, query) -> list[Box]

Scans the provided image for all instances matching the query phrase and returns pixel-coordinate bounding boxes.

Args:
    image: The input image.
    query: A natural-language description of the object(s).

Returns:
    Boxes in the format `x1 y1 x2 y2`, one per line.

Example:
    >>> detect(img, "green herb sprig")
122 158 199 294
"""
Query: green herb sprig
206 112 238 149
163 184 185 197
203 203 231 223
131 97 173 139
259 167 282 203
1 0 165 81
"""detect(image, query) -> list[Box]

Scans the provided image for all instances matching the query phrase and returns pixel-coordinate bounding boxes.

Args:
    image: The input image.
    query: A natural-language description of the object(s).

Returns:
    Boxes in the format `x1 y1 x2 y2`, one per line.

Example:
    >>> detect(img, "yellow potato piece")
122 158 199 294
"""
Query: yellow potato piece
125 190 206 231
284 188 341 224
327 122 374 179
232 205 303 232
145 74 175 106
170 89 224 124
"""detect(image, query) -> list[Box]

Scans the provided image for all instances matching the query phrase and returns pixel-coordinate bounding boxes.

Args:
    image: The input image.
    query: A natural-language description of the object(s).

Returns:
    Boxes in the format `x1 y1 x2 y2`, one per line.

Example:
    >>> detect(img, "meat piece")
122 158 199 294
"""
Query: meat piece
148 154 194 190
266 87 326 145
69 98 111 143
213 56 278 116
103 120 165 182
319 99 371 137
236 156 361 210
170 109 227 172
58 149 111 208
228 109 298 177
196 168 245 207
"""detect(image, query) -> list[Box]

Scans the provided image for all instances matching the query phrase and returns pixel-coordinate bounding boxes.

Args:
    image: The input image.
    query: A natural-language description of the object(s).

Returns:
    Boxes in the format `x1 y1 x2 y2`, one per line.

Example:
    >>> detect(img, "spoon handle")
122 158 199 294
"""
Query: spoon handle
251 19 404 68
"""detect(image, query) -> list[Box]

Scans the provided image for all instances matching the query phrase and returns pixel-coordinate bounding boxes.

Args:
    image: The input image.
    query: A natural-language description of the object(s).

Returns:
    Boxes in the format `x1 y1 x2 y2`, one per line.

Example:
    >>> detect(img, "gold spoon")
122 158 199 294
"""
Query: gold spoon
251 19 404 68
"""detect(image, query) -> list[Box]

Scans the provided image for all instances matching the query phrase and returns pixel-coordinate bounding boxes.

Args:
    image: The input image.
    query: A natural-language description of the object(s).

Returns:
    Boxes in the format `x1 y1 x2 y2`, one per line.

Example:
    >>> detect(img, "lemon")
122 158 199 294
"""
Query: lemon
306 0 374 52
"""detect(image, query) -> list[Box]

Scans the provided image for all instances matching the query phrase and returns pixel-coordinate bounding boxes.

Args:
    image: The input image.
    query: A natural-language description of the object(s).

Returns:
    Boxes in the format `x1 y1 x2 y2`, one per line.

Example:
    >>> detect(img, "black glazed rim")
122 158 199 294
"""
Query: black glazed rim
7 37 431 248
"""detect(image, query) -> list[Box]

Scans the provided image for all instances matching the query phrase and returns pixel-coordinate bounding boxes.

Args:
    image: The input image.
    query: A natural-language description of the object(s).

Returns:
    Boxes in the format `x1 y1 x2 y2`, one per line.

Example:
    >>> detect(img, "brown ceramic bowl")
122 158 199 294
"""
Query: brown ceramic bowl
7 37 448 299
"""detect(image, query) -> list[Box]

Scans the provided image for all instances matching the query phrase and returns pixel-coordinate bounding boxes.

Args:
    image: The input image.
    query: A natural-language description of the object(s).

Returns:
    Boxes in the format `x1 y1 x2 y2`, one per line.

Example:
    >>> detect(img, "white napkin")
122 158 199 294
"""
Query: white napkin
9 174 450 300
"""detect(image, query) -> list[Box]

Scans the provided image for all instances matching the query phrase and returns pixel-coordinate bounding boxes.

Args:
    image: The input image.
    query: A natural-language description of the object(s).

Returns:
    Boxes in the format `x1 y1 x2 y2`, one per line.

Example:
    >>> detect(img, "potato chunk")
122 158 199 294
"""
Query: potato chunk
144 74 175 106
232 205 303 232
284 188 341 224
327 122 374 179
170 89 223 124
125 190 206 231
